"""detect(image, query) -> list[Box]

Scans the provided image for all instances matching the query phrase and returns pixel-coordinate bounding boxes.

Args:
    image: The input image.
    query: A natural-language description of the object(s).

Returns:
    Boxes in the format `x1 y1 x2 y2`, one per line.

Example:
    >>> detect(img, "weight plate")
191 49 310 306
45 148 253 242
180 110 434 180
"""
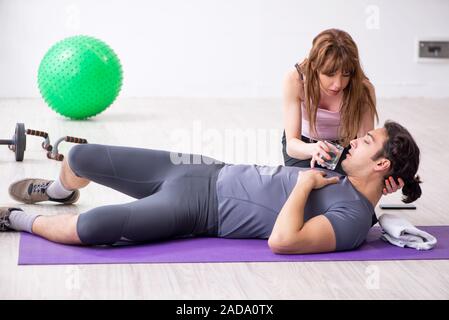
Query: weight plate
15 123 26 161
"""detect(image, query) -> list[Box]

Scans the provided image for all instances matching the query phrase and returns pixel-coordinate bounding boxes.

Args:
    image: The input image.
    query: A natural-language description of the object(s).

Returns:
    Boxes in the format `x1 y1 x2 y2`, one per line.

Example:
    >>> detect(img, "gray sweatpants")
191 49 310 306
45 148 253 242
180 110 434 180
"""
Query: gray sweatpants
68 144 225 246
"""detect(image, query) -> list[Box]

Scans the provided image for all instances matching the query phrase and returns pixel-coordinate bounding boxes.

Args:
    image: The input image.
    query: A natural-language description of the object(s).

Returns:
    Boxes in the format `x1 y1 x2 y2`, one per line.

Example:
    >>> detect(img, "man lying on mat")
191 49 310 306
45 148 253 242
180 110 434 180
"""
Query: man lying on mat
0 120 421 254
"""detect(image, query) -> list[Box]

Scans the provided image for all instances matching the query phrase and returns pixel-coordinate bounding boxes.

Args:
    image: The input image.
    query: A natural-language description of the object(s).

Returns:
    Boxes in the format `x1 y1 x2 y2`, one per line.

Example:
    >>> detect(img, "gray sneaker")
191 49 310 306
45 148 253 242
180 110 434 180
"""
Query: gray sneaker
8 178 80 205
0 207 23 231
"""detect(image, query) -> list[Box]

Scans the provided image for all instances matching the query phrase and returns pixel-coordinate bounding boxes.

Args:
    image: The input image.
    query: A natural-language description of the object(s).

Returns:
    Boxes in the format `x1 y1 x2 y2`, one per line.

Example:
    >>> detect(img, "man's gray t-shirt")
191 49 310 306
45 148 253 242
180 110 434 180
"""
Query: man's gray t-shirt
215 164 377 251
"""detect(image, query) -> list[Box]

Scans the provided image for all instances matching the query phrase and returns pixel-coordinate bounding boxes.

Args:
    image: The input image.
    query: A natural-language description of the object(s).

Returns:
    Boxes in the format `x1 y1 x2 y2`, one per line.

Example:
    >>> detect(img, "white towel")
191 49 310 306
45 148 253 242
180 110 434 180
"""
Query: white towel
378 213 437 250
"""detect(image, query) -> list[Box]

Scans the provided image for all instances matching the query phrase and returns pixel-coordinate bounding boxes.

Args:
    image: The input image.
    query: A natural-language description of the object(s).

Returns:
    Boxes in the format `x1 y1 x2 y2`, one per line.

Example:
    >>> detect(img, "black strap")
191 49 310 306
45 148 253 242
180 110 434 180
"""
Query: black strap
294 63 304 80
301 135 340 145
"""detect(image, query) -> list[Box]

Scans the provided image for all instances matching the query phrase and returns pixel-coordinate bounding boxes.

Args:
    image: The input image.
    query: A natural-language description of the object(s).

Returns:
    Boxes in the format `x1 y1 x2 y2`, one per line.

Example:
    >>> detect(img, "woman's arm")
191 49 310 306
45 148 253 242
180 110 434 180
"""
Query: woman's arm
282 70 314 160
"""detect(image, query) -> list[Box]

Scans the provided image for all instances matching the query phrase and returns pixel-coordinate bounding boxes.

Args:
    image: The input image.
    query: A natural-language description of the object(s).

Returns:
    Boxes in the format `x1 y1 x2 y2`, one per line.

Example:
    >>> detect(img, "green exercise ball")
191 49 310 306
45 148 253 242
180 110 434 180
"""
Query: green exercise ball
38 35 123 120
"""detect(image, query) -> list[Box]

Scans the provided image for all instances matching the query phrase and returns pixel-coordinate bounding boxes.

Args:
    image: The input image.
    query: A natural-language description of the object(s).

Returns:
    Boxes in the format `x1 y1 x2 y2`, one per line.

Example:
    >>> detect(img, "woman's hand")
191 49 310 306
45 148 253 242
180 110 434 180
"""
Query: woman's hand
382 176 405 195
297 169 340 190
310 141 336 168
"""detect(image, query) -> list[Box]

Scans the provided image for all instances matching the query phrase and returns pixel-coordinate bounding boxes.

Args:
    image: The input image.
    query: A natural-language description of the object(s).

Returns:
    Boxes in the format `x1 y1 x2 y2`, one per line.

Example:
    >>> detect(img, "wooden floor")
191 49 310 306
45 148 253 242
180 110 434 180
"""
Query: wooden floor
0 97 448 299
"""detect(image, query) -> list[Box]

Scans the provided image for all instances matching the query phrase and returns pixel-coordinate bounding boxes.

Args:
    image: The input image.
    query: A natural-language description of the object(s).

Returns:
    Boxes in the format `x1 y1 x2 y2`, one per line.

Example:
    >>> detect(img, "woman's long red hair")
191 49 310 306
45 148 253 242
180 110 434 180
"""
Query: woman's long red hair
299 28 378 146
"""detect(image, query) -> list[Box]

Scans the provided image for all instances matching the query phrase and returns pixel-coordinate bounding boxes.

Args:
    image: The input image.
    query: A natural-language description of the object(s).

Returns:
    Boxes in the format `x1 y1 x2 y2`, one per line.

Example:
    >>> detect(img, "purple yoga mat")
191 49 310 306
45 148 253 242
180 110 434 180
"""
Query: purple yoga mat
18 226 449 265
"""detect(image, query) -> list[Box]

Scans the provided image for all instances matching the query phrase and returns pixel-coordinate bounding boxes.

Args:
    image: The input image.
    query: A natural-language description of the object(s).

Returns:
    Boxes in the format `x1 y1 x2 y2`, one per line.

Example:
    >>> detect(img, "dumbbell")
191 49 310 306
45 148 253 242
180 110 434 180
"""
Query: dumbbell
1 122 88 162
0 123 26 161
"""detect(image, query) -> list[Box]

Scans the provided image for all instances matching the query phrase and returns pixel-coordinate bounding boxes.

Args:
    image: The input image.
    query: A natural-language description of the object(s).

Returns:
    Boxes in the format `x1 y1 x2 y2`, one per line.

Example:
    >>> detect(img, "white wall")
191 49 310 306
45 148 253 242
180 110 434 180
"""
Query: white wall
1 0 448 98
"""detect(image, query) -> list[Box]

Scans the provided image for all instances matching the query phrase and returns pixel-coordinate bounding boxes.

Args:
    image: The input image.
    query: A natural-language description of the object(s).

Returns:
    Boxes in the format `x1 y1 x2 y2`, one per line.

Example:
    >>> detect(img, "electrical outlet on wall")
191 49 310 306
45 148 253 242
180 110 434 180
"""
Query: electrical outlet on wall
416 38 449 63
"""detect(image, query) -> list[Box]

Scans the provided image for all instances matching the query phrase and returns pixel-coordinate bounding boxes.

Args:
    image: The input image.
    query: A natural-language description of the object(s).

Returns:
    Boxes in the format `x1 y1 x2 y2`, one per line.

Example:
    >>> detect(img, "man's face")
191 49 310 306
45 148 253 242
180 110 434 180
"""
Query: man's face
341 127 389 175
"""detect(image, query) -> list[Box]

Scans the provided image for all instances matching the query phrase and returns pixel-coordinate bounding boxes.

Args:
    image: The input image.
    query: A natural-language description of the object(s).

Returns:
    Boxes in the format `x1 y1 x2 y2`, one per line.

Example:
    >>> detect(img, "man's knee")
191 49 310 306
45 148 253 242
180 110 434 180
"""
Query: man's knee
76 206 128 245
66 214 83 244
76 212 107 245
67 144 90 177
67 144 107 177
67 144 113 178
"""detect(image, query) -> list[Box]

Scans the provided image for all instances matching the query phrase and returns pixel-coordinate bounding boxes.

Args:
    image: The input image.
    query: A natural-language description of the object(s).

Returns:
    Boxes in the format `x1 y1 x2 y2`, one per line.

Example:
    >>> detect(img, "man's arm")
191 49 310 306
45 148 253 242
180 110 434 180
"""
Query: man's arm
268 172 337 254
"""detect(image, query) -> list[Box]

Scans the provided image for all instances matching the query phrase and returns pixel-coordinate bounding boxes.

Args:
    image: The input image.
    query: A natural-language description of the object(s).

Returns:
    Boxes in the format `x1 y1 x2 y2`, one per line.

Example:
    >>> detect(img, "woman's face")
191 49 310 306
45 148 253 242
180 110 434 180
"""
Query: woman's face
318 70 351 96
